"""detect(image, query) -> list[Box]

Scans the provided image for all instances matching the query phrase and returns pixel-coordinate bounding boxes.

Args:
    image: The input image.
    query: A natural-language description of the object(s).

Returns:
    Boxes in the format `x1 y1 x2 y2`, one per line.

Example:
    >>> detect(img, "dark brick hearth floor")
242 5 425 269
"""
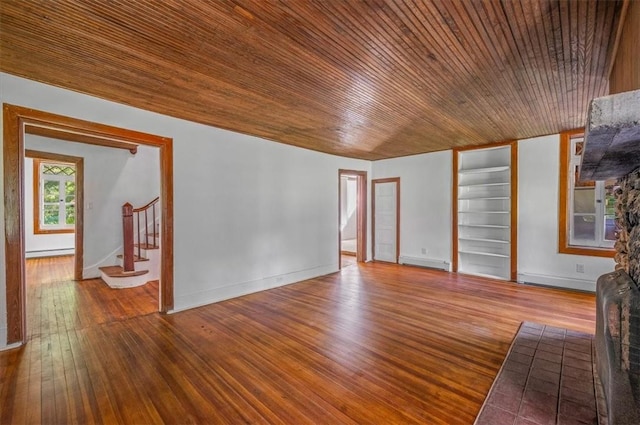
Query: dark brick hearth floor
474 322 605 425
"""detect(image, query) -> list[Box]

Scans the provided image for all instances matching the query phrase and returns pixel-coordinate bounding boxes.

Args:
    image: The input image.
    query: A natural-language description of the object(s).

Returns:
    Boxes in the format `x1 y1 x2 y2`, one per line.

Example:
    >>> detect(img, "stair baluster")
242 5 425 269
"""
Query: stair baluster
122 197 160 273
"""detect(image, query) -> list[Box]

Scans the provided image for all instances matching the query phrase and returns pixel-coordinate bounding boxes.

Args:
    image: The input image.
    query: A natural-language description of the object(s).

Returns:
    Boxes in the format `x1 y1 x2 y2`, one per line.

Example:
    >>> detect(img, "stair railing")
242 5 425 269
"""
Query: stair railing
122 197 160 272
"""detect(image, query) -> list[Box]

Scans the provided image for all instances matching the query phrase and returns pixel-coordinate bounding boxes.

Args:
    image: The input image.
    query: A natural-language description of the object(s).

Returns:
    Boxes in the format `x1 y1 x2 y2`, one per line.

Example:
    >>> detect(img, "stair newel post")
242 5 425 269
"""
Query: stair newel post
122 202 135 272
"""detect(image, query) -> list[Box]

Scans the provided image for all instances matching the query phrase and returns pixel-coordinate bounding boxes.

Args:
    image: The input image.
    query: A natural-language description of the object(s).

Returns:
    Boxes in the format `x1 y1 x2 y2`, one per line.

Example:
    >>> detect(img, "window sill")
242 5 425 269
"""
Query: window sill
559 245 615 258
34 228 74 235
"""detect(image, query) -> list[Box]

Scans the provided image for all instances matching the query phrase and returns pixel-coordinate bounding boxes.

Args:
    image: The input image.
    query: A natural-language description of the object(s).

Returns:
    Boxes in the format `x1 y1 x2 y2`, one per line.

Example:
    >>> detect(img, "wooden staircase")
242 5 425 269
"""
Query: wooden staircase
100 197 160 289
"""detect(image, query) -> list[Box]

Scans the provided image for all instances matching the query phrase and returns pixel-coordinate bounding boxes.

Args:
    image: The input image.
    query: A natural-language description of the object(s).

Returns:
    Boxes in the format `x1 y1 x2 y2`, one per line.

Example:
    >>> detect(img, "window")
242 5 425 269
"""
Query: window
34 159 76 234
559 129 615 257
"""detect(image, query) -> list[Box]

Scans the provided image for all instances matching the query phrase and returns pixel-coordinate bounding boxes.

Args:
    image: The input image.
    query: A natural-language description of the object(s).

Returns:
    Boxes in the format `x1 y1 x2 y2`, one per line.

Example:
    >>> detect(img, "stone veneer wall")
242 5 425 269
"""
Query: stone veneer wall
612 168 640 391
613 168 640 279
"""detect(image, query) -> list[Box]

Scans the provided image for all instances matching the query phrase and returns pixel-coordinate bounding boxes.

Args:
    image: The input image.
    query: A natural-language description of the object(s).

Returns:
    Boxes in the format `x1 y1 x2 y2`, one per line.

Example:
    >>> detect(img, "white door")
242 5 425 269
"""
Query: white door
374 180 398 263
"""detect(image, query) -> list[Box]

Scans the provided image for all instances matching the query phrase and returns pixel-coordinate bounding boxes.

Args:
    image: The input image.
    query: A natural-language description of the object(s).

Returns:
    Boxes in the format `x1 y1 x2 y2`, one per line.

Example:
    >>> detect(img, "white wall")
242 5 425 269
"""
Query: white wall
24 157 75 256
340 177 357 240
517 134 615 291
371 137 615 288
372 150 452 270
0 72 370 348
25 135 160 276
1 72 612 350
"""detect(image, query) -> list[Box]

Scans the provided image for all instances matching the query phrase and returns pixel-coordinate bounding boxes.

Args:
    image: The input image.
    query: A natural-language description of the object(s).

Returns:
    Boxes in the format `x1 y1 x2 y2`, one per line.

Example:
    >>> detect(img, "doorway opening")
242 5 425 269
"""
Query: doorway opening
24 150 83 280
372 178 400 263
338 169 367 269
340 175 357 255
3 103 174 345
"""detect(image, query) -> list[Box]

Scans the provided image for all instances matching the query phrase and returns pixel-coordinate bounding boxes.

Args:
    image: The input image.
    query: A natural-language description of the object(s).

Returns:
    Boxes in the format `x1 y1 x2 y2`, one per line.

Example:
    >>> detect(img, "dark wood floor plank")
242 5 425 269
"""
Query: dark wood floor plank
0 256 599 424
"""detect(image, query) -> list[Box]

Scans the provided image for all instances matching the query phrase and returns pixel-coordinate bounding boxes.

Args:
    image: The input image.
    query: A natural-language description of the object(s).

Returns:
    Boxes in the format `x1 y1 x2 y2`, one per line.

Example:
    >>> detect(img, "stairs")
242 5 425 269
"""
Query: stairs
100 197 160 289
100 233 160 289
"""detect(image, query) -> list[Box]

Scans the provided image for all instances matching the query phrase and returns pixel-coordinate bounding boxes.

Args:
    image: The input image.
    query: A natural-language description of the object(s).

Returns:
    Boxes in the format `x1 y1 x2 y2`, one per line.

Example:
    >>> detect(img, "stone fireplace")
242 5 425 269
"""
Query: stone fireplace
582 89 640 424
595 269 640 424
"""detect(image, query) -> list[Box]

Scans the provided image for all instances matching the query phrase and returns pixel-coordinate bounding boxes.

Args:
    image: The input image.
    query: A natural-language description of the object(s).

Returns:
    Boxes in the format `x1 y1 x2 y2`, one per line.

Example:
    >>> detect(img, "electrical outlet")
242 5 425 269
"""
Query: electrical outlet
275 276 284 284
421 248 427 255
576 264 585 273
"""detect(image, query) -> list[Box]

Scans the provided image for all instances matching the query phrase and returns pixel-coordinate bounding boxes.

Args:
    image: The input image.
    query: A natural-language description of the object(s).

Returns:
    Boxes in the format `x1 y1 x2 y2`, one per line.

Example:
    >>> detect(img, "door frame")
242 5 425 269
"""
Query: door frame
25 150 84 280
338 169 367 268
3 103 174 345
372 177 400 263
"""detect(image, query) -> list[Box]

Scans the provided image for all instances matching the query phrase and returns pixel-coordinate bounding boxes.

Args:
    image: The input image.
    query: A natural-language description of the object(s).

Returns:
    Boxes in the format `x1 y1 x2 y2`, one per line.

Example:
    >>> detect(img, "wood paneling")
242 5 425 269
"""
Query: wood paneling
3 103 26 343
0 259 596 424
0 1 626 160
609 0 640 94
3 104 174 344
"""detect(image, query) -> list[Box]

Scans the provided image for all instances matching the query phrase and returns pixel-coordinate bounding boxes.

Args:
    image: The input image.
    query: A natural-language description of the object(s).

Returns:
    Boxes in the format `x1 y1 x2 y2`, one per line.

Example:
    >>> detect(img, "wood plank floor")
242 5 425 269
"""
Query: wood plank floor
23 256 158 339
1 259 596 424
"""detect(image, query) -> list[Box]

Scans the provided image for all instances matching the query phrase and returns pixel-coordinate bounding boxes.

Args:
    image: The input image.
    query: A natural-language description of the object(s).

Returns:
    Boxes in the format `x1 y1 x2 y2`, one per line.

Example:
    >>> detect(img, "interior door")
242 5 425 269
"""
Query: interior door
373 178 399 263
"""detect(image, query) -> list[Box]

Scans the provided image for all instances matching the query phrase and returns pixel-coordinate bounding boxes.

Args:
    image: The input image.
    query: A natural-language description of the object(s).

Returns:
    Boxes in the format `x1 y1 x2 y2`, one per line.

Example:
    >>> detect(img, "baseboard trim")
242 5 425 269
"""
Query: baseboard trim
83 246 123 279
0 341 22 352
399 255 451 272
0 326 22 351
172 263 338 313
516 272 596 292
25 248 74 258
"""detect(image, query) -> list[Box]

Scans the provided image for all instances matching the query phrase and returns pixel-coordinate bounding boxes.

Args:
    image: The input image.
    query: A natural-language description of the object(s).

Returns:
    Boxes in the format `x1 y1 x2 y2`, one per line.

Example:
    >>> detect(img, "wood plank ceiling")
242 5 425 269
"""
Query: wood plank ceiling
0 1 625 160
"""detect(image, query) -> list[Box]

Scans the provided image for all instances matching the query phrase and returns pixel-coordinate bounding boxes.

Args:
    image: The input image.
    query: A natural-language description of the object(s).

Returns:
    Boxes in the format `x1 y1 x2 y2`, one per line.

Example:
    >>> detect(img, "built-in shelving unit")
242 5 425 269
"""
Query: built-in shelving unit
453 142 517 281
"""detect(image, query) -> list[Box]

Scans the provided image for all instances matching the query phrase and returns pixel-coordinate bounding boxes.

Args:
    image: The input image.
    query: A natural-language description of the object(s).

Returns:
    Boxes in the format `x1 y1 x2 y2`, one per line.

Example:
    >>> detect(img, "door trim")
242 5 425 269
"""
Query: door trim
3 103 174 345
338 169 367 268
25 149 84 281
372 177 400 263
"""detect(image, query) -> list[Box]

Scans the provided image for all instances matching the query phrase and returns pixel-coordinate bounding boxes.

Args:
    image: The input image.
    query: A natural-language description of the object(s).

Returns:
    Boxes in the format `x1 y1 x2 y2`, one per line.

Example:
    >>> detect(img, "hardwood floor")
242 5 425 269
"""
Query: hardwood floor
340 254 357 268
24 256 158 339
1 260 595 424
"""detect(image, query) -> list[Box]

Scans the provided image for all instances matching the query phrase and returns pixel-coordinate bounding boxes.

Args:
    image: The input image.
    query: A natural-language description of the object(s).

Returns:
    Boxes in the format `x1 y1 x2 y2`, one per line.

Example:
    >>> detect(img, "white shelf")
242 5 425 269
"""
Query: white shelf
455 144 514 282
458 270 508 280
458 250 509 258
458 210 509 214
458 196 510 200
458 182 509 188
458 224 509 229
458 165 509 175
459 237 509 244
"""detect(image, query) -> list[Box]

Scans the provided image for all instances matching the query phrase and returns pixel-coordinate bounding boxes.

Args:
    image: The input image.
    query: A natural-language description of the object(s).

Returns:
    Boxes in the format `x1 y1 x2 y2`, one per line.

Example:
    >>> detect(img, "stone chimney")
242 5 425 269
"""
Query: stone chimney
583 89 640 423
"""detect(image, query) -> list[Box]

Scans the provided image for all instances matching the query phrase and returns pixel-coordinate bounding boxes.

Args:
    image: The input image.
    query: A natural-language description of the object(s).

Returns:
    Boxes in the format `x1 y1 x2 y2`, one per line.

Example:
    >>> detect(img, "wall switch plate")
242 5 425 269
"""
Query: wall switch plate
576 264 585 273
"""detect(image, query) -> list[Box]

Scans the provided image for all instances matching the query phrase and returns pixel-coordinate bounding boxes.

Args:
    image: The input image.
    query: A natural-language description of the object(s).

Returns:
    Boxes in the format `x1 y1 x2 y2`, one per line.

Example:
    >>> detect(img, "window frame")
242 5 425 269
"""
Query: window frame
33 158 76 234
558 129 615 258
